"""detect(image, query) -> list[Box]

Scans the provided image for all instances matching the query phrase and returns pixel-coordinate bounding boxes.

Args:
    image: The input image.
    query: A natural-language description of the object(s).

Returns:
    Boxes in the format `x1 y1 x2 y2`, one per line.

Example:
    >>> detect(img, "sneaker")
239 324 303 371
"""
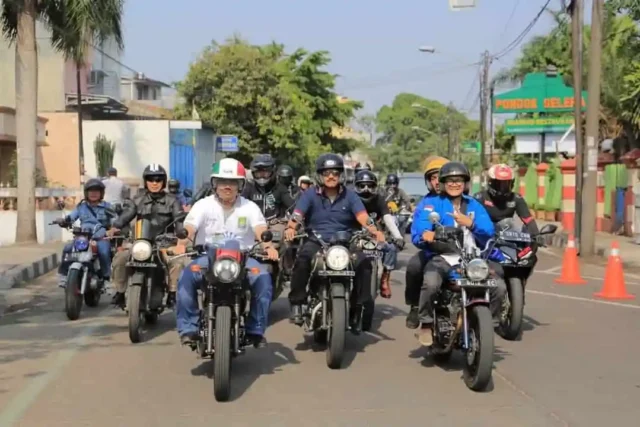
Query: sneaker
57 274 67 288
289 305 303 325
405 306 419 329
416 324 433 346
245 333 267 349
180 333 199 346
111 292 125 308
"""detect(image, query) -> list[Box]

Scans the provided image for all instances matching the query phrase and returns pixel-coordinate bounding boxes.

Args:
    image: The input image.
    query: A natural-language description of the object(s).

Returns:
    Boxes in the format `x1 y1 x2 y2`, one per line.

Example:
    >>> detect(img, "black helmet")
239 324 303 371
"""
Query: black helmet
354 170 378 202
315 153 345 185
250 154 276 187
354 162 372 174
277 164 294 186
385 173 399 186
107 167 117 176
168 179 180 192
142 164 168 189
438 162 470 194
84 178 105 199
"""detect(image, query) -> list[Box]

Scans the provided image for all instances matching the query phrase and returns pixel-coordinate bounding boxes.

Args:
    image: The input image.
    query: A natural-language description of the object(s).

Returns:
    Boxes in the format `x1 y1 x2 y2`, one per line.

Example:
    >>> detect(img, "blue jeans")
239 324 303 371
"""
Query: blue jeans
58 240 112 279
176 253 273 337
381 242 398 270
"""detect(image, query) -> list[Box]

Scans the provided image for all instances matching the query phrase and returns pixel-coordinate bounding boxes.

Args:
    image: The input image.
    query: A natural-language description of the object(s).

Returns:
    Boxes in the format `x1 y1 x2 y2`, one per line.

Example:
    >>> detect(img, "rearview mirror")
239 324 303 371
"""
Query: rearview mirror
539 224 558 235
428 211 441 224
176 229 188 240
261 230 273 243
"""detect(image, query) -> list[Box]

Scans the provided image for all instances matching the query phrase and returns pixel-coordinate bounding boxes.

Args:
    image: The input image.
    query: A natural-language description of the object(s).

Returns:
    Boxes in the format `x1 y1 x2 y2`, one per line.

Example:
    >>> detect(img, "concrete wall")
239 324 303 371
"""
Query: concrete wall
83 120 170 181
0 210 75 245
38 112 81 187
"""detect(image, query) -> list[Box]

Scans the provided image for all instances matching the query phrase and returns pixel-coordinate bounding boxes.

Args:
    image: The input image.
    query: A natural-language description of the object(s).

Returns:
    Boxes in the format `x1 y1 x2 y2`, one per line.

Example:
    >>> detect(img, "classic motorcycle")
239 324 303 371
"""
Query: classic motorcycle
491 219 557 340
179 231 272 402
123 216 184 343
425 211 497 392
53 222 110 321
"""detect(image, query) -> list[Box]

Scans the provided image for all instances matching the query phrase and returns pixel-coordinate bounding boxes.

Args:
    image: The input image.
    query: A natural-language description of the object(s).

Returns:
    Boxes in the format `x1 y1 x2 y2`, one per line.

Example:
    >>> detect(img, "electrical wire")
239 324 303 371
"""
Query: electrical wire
492 0 553 60
493 0 523 50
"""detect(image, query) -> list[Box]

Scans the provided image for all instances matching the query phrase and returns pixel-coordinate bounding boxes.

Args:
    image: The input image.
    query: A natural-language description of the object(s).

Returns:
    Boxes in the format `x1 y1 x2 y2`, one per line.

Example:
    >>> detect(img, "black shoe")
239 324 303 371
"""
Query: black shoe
180 333 199 346
350 305 363 335
111 292 125 308
289 304 303 325
406 306 419 329
245 334 267 349
166 291 176 308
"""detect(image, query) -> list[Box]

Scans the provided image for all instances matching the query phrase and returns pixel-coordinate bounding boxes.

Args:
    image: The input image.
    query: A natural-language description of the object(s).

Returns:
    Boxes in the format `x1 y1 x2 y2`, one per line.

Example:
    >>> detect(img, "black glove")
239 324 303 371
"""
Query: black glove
394 238 405 250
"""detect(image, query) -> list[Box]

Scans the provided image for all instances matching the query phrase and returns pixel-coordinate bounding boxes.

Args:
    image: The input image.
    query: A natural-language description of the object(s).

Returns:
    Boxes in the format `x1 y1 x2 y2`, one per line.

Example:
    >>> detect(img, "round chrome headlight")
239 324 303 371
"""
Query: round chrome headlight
467 258 490 281
213 258 241 283
325 246 350 271
131 240 153 261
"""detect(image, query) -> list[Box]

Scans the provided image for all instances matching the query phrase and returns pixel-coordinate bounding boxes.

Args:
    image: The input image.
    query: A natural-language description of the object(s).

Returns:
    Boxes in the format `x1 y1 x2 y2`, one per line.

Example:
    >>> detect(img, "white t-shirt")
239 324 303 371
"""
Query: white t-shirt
184 195 266 249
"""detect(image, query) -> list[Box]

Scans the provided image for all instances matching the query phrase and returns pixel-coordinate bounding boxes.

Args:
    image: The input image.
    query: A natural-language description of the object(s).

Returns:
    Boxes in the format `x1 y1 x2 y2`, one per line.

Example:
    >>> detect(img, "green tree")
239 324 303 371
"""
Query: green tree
175 37 362 171
1 0 124 242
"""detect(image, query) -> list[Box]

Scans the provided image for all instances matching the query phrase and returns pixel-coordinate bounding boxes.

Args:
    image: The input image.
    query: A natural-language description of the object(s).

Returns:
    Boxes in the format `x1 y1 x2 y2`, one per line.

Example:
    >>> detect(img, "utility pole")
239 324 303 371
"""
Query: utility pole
581 0 604 257
446 103 455 159
489 83 495 163
479 50 491 171
570 0 584 245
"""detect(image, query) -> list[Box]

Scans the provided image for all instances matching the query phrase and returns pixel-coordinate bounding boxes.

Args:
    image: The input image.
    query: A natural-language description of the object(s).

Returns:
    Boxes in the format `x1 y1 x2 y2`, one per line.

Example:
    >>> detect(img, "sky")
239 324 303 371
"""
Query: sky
121 0 584 119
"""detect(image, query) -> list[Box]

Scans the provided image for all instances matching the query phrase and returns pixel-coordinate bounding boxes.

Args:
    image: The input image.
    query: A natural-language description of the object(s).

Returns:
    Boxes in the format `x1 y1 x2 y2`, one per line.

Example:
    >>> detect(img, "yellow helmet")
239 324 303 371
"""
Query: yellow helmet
424 156 450 177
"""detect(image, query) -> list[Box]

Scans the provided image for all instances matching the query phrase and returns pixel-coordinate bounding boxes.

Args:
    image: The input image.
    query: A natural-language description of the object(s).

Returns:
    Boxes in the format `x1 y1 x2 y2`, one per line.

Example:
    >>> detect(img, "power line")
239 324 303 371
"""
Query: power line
493 0 523 50
492 0 553 60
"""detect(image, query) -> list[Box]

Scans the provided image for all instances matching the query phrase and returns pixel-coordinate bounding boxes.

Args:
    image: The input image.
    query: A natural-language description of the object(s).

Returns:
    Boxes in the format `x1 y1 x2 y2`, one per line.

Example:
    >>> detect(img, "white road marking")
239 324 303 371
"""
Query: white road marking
533 270 640 286
526 289 639 309
0 307 112 426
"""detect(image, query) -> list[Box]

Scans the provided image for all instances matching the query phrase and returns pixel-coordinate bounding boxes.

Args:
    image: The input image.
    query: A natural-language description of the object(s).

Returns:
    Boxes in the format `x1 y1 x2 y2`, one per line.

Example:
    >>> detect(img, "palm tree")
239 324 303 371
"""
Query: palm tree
1 0 124 242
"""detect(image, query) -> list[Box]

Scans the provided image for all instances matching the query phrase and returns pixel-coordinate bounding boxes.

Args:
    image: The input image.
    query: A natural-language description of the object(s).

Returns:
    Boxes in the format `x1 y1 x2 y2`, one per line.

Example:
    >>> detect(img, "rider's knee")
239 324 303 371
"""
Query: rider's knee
421 272 441 293
406 253 424 276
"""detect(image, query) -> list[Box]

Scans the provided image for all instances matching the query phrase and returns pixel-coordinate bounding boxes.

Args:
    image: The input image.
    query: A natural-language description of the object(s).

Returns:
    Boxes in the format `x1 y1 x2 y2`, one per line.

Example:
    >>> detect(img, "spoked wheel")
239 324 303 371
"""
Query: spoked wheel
65 270 83 321
128 285 145 344
213 306 232 402
498 278 524 341
463 305 494 391
326 286 347 370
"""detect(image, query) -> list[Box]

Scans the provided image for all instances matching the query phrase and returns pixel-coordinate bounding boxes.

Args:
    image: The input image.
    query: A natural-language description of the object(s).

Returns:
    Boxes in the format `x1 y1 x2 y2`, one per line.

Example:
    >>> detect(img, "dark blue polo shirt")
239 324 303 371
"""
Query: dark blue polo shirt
294 186 367 241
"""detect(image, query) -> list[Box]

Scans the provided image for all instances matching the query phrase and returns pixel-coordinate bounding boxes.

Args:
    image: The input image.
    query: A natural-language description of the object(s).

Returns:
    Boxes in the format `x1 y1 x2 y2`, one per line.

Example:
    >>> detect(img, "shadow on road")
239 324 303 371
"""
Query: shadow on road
522 314 548 332
190 341 299 401
268 297 291 327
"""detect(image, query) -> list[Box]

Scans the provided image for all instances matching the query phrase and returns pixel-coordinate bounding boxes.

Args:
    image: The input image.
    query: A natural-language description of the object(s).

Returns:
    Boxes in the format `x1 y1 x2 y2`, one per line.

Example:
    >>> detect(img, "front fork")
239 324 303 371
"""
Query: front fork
460 288 490 350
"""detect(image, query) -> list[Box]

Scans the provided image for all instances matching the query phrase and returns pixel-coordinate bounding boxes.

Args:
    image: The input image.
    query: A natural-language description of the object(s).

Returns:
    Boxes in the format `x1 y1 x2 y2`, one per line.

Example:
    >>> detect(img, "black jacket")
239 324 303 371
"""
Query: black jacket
473 190 540 235
242 181 295 220
113 191 184 238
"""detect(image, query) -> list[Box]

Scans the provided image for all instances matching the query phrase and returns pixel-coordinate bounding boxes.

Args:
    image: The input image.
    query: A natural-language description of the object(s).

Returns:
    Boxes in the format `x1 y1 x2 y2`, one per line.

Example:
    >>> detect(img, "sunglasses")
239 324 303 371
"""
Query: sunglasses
445 178 465 184
356 183 376 191
322 169 341 178
146 177 164 183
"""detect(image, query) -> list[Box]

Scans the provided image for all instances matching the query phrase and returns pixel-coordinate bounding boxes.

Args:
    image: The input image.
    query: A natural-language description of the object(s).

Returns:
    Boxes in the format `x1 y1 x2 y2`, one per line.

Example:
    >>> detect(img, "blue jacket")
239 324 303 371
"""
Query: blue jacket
410 194 495 257
66 200 115 238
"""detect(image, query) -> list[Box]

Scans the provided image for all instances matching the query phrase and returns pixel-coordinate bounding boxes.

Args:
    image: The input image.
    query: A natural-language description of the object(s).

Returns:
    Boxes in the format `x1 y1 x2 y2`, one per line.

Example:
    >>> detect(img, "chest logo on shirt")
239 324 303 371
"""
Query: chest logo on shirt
237 216 247 229
506 201 516 208
252 193 276 212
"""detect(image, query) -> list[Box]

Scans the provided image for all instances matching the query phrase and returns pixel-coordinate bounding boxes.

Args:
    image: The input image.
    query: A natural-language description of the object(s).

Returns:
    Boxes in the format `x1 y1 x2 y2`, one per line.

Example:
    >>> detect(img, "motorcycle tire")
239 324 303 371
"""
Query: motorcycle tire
499 278 524 341
463 305 494 392
84 282 101 308
128 285 144 344
65 269 83 321
361 299 375 332
213 306 232 402
326 286 347 370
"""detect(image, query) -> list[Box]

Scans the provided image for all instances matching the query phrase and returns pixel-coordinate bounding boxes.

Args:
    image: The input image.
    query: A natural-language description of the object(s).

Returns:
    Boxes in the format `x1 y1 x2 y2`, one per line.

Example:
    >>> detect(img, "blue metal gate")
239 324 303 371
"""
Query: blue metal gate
169 129 195 192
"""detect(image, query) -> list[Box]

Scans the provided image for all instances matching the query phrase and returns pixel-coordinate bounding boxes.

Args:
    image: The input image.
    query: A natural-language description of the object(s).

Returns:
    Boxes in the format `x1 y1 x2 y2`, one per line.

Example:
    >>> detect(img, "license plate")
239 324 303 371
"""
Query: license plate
126 262 156 268
318 270 355 277
455 278 497 287
363 250 382 258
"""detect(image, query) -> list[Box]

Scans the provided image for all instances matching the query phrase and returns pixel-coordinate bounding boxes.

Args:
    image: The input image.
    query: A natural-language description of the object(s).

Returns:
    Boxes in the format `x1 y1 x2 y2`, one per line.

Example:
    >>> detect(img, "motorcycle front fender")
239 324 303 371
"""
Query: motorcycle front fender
129 270 146 286
329 282 347 298
68 262 84 271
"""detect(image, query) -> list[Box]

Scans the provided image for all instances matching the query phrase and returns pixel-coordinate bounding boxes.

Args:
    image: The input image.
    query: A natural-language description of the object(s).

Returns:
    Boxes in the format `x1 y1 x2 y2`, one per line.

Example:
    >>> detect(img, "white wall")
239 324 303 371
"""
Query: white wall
0 210 74 245
83 120 170 181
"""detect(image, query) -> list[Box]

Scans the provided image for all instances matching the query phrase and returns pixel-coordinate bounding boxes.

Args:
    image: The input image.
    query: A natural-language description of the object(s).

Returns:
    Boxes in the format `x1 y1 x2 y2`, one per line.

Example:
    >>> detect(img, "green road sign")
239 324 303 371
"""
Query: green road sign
493 73 588 114
504 116 574 134
461 141 481 153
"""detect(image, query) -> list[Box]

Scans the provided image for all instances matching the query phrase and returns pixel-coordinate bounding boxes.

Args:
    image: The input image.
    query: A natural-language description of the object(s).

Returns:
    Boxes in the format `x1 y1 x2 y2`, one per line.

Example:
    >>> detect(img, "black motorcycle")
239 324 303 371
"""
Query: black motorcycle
425 211 498 392
492 220 557 340
180 231 272 402
123 216 183 343
53 222 110 320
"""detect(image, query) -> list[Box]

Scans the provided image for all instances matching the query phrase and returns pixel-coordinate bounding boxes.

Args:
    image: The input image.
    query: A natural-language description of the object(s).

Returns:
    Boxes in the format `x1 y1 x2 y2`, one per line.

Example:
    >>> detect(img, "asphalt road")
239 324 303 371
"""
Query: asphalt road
0 246 639 427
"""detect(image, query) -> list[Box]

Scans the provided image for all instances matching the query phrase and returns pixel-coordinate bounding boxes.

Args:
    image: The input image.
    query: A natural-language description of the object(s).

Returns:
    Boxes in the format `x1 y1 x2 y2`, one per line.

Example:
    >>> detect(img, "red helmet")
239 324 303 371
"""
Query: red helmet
487 164 515 199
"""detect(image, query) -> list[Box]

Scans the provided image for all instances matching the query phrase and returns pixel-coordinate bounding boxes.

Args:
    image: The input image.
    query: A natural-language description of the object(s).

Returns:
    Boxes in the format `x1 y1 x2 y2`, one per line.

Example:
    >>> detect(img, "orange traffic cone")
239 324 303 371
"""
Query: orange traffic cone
555 235 587 285
594 241 635 300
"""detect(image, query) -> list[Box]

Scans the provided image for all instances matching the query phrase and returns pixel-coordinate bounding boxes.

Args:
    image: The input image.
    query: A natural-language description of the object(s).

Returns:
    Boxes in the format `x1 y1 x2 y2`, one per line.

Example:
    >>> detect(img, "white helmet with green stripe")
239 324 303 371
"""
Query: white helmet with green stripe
210 158 247 191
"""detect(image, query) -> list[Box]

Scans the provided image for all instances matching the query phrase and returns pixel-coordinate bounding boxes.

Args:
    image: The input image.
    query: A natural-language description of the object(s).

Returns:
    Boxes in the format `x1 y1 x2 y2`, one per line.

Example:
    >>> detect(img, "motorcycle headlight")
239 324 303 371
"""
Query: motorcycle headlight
325 246 350 271
467 258 490 281
213 258 241 283
131 240 153 261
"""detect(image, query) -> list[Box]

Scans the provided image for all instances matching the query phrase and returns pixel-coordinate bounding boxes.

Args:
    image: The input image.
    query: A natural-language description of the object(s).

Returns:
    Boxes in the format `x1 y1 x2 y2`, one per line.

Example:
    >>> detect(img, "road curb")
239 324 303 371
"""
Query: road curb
0 252 60 291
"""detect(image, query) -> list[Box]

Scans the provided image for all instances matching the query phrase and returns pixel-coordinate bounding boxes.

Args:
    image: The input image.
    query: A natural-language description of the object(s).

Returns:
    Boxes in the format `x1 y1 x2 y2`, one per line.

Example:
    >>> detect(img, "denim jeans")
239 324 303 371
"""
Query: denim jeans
381 242 398 270
176 250 273 337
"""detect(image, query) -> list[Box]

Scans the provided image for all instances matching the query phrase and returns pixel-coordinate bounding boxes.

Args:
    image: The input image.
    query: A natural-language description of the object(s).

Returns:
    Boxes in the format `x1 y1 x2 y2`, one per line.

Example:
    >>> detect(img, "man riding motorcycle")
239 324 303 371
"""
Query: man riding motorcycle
242 154 295 220
354 170 405 298
108 164 185 308
174 158 278 348
55 178 116 288
168 179 188 207
285 153 385 330
404 156 449 328
411 161 507 345
473 164 540 236
277 164 296 198
382 173 412 207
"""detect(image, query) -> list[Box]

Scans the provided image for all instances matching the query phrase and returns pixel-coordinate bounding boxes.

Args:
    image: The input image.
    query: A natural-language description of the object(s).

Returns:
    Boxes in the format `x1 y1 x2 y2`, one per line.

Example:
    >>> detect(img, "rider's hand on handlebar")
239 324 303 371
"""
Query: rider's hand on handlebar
173 243 187 255
447 211 473 228
264 246 279 261
394 238 405 250
422 230 436 242
374 231 385 243
284 228 296 242
106 227 120 237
